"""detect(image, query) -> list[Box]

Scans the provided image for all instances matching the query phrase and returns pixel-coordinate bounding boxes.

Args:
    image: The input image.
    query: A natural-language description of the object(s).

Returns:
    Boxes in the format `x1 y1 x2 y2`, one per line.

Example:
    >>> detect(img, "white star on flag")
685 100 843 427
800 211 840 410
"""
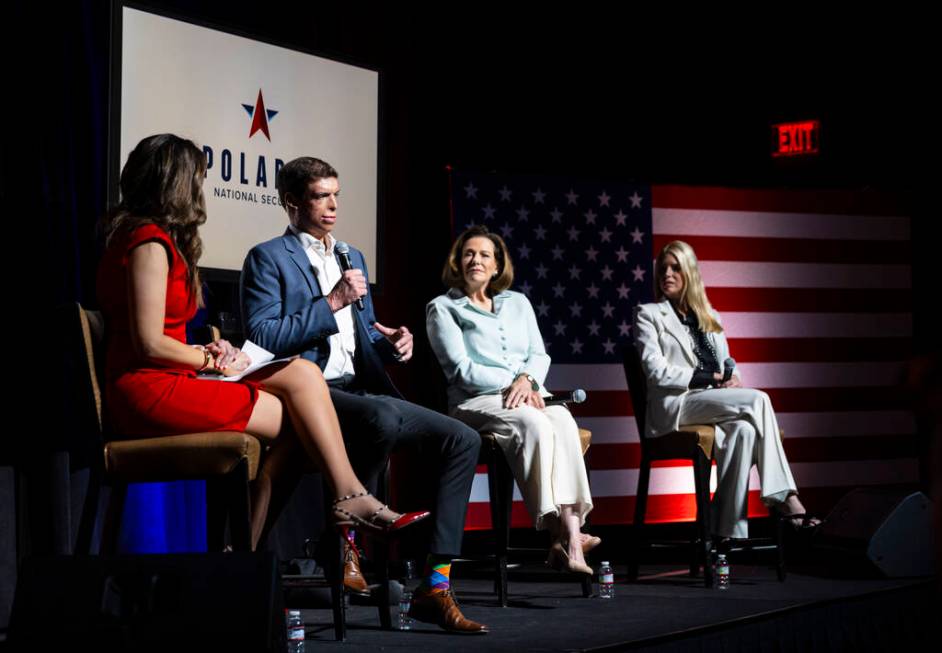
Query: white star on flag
553 321 566 335
518 243 531 259
602 339 616 355
498 186 512 201
568 264 582 280
616 283 631 299
500 223 513 238
630 226 644 244
618 320 632 336
534 225 547 240
584 209 597 225
482 204 496 220
536 300 550 317
600 265 614 281
571 339 584 354
613 210 628 226
552 283 566 297
516 206 530 222
464 182 478 199
585 245 599 262
587 320 601 336
566 225 581 240
535 263 549 279
551 246 564 260
586 283 600 298
632 265 646 282
565 189 579 205
599 227 612 242
532 188 546 203
601 302 615 318
615 246 629 262
598 191 611 207
520 281 532 296
629 191 642 208
550 208 563 223
570 302 583 317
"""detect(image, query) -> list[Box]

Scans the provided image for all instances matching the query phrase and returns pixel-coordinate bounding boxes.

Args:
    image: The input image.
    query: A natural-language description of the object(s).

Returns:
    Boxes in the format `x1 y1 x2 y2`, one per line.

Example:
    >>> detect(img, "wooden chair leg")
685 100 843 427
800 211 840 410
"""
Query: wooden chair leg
227 459 252 552
775 515 787 582
580 450 594 597
325 530 347 641
100 482 127 556
374 539 392 629
75 466 102 555
487 449 509 607
692 454 713 588
206 477 227 552
628 460 651 581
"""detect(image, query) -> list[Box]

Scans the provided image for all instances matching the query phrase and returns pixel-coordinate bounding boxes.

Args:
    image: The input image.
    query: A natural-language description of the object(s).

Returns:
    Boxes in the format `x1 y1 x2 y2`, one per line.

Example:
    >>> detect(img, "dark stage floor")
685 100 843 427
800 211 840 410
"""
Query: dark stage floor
297 563 937 651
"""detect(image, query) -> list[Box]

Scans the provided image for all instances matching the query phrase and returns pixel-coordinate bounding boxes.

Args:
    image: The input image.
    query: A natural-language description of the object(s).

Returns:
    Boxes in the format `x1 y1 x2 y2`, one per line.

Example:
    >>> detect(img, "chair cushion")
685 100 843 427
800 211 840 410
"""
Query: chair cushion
104 432 261 482
645 424 716 460
577 428 591 456
479 428 592 456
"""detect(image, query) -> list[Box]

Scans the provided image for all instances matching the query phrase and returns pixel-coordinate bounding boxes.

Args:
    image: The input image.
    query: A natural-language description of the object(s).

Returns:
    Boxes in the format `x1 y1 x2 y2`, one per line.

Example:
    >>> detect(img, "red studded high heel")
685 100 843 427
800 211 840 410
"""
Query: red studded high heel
332 491 430 536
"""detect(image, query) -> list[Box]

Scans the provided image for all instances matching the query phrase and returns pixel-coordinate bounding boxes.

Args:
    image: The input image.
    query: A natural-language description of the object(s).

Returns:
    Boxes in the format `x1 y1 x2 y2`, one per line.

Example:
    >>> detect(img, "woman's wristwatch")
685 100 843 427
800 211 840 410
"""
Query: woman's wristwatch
517 373 539 391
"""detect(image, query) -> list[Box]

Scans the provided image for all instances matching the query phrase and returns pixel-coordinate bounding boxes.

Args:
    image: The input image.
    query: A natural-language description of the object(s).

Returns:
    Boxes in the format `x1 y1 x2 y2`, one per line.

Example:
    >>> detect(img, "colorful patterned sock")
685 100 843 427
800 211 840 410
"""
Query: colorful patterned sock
419 555 451 593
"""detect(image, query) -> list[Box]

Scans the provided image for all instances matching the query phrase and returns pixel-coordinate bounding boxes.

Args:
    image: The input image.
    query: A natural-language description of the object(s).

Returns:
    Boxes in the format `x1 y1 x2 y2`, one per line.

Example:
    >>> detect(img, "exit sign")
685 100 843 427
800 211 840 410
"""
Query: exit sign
772 120 820 157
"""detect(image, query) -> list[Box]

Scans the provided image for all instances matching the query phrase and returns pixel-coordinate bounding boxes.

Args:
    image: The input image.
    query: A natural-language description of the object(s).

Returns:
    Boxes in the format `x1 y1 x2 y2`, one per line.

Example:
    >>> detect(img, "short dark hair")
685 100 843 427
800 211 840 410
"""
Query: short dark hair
276 157 338 208
441 225 514 295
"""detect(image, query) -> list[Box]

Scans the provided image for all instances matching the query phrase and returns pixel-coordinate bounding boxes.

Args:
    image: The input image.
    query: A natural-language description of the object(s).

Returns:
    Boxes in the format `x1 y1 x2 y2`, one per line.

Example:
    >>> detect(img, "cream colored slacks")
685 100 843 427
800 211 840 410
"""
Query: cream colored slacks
452 394 593 530
678 388 797 538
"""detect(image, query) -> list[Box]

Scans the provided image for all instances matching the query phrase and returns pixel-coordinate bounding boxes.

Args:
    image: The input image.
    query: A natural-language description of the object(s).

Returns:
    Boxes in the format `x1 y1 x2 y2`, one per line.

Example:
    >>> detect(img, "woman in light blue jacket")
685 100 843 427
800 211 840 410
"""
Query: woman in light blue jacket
426 226 596 575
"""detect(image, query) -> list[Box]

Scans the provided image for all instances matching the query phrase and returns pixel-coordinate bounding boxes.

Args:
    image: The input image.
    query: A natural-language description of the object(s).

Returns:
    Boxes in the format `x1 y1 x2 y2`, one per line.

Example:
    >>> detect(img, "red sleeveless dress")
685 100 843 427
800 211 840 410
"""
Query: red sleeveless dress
97 223 259 437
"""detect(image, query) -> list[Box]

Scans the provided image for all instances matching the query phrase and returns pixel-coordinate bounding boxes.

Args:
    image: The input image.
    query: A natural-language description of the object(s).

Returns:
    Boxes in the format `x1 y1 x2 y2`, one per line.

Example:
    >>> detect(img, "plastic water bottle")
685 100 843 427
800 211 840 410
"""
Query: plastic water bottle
398 590 414 630
286 609 305 652
716 554 730 590
599 561 615 599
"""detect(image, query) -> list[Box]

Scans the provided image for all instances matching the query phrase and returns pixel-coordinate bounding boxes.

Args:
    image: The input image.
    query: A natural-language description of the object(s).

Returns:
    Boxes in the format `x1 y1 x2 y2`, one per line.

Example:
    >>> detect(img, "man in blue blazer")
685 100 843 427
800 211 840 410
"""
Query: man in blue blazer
241 157 486 634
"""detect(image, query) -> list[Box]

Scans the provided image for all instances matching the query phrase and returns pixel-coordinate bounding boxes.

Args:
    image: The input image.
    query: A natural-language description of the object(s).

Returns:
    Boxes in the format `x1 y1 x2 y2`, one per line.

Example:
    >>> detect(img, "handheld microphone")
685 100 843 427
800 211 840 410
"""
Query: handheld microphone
545 389 587 407
334 241 364 311
722 357 736 383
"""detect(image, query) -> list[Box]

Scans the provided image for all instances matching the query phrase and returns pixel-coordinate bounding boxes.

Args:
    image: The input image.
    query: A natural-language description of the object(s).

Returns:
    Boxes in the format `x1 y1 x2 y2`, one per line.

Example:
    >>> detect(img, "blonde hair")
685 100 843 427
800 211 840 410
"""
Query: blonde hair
654 240 722 334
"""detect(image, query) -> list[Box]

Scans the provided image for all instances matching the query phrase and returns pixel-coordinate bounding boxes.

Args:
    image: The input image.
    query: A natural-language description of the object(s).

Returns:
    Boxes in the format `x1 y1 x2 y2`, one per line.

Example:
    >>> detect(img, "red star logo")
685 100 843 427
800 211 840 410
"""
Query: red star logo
242 89 278 141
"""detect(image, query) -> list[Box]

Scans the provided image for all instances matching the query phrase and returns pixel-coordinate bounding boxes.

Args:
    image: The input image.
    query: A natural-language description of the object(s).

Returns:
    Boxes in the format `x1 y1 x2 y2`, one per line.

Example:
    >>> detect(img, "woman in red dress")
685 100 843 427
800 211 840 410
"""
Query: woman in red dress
98 134 426 544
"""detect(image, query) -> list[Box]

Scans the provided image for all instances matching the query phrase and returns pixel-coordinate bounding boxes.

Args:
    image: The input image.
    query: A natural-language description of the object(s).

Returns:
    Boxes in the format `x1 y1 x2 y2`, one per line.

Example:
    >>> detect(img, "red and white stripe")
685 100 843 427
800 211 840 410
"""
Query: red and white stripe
465 185 915 530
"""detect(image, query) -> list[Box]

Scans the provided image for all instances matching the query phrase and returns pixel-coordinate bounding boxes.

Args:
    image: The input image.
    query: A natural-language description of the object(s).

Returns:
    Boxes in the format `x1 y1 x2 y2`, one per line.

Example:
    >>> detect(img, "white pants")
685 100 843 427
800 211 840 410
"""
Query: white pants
678 388 797 538
452 394 593 530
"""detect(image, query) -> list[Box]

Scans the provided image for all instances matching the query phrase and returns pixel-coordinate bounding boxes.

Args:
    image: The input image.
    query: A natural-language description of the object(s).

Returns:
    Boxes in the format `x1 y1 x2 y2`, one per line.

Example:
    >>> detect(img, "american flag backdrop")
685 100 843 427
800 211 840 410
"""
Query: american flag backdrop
449 172 917 530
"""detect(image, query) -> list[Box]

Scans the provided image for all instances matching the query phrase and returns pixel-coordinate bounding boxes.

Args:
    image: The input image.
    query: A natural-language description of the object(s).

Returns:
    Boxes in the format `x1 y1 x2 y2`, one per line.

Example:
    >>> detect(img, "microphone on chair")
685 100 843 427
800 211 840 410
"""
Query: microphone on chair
545 389 587 406
334 241 364 311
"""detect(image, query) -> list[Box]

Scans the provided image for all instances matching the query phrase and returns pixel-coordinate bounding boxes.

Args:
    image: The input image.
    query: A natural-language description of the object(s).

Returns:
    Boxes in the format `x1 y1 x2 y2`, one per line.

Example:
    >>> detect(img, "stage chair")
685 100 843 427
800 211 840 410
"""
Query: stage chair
481 417 594 606
622 346 785 588
67 301 260 556
68 302 381 640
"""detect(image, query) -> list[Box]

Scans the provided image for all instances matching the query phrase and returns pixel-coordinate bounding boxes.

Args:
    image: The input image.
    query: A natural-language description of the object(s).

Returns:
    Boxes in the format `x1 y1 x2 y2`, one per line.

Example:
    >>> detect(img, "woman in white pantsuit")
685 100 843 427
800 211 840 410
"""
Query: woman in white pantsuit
427 226 597 575
633 240 819 539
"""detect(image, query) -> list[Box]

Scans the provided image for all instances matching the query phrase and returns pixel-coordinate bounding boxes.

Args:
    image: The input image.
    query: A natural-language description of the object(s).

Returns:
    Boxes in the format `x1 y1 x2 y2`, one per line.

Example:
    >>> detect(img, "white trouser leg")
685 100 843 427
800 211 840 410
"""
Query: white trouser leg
452 394 593 530
679 388 796 538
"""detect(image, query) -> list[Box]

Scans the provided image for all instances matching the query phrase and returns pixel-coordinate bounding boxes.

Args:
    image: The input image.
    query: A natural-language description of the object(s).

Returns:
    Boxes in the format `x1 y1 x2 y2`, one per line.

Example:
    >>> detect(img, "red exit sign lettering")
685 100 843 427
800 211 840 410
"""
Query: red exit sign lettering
772 120 820 157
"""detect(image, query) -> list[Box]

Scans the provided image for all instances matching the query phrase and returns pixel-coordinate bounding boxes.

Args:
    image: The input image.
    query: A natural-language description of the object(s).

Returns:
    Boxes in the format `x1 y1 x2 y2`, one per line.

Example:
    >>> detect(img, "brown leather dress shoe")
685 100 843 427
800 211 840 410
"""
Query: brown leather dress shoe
343 540 370 595
408 588 488 634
